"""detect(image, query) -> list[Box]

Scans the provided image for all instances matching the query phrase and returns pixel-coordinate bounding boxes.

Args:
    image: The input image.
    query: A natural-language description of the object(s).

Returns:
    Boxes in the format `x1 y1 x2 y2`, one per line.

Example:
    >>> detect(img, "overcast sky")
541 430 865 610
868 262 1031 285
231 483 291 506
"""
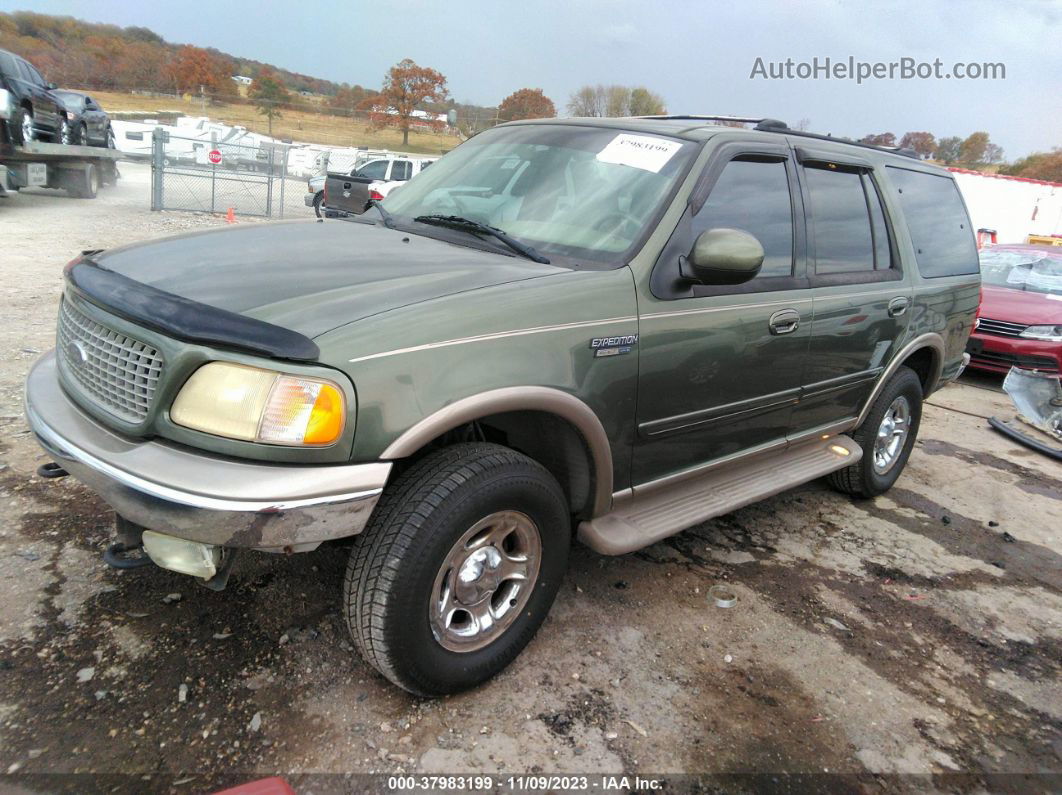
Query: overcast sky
5 0 1060 157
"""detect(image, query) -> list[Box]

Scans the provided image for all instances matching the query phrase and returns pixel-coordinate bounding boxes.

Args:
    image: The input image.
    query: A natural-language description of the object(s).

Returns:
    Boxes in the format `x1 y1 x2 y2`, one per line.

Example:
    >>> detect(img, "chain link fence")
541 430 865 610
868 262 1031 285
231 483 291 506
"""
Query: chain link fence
149 128 308 218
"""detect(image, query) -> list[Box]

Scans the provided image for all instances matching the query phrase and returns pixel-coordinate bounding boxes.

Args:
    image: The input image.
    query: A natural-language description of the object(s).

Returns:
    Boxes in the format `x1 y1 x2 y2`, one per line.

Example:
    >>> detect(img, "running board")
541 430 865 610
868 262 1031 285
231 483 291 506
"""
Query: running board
578 435 862 555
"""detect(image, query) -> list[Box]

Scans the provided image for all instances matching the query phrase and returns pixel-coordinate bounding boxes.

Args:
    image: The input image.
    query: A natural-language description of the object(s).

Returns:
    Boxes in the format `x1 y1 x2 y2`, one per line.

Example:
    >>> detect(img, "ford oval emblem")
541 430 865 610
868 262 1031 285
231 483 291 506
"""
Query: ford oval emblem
66 340 89 367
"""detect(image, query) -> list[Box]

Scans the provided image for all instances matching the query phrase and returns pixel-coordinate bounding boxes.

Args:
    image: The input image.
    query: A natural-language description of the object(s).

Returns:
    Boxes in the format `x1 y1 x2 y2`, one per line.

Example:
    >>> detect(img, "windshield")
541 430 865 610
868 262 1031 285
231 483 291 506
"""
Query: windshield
980 248 1062 297
380 124 696 264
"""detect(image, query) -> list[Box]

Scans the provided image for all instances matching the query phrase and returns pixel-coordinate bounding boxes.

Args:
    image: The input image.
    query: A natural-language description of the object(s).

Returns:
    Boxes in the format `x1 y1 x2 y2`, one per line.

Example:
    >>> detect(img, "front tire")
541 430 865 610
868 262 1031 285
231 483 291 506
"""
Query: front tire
827 365 923 497
343 443 571 696
58 117 71 145
15 106 35 145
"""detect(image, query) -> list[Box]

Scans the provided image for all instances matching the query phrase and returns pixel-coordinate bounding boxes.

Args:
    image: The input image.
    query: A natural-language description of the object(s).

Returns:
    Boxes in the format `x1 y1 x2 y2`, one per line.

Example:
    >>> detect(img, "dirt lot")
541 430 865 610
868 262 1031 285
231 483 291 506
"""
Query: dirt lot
0 168 1059 793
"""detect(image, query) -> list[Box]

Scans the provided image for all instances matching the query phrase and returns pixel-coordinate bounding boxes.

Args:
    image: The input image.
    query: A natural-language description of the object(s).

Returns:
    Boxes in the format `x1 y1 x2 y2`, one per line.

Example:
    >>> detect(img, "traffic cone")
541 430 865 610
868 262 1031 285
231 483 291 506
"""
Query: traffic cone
226 207 236 224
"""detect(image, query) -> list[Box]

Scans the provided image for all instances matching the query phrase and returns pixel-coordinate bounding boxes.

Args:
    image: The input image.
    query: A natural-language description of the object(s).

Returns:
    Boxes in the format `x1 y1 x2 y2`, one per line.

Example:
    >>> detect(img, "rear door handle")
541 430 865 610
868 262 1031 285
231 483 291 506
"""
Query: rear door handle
888 297 909 318
768 308 801 335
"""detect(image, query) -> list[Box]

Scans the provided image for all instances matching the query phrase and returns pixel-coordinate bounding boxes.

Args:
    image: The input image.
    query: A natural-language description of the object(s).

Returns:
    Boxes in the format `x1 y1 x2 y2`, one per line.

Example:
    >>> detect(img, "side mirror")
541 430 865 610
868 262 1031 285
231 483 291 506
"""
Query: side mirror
681 228 765 285
47 81 57 90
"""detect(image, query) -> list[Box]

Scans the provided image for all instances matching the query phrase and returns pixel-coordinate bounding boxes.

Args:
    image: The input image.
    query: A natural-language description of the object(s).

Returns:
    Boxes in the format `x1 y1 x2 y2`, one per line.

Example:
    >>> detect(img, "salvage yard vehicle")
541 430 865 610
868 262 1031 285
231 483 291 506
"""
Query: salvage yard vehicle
0 48 71 145
310 155 435 217
966 244 1062 375
25 115 979 695
52 90 114 148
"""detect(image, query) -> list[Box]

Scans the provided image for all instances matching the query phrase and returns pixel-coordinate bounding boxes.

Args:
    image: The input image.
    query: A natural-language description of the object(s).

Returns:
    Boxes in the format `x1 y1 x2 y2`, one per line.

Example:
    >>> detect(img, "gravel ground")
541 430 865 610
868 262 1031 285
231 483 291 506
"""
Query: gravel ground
0 164 1059 793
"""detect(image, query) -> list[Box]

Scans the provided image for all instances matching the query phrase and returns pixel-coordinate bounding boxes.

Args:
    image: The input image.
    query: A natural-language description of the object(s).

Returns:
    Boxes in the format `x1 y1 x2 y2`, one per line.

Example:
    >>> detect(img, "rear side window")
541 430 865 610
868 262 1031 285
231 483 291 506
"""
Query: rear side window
0 52 16 79
391 161 412 181
804 165 893 273
693 157 794 277
886 167 978 278
356 160 389 180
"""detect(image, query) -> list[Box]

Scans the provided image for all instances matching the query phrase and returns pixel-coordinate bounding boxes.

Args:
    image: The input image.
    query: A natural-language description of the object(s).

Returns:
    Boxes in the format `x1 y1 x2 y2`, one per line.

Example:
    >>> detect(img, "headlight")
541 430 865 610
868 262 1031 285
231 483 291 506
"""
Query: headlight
171 362 346 446
1019 325 1062 342
0 88 12 120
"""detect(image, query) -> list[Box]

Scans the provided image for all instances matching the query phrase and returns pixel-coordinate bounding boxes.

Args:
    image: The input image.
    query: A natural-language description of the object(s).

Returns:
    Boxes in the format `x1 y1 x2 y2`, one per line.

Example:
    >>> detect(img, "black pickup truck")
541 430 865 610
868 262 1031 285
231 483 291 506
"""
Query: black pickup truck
317 156 435 216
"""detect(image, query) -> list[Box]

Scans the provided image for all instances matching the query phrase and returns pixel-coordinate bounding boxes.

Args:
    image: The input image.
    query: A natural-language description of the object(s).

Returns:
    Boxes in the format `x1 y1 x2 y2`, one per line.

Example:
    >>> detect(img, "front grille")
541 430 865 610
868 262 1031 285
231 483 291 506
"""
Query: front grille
976 317 1028 337
969 349 1059 374
56 298 164 423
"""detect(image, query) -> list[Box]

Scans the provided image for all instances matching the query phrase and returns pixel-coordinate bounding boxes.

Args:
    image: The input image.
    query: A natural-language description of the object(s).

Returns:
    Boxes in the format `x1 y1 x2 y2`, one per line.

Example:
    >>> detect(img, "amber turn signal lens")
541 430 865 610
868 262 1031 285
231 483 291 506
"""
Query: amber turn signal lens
304 384 344 445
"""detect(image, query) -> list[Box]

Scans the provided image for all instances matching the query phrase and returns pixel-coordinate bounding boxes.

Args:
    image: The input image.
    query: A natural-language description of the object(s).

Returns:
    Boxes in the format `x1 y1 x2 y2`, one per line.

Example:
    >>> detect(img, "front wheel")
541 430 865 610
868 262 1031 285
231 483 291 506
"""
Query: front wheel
343 443 571 696
58 117 71 145
827 365 923 497
15 106 35 145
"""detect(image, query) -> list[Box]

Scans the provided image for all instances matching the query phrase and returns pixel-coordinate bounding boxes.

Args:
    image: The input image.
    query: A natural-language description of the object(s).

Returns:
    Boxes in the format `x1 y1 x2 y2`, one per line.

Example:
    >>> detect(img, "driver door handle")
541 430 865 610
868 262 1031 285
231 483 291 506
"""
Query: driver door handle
888 297 909 318
768 308 801 335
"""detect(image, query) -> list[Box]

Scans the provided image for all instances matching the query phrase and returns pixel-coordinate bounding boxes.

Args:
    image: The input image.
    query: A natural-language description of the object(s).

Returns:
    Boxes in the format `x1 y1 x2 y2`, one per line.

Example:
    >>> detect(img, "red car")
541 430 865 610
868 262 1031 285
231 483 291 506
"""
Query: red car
966 244 1062 375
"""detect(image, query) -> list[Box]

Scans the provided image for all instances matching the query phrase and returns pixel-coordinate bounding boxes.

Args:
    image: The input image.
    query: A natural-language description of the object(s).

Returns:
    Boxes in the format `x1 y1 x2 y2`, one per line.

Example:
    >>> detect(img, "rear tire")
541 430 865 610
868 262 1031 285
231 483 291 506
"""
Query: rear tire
312 191 323 217
827 366 922 498
343 443 570 696
67 164 99 199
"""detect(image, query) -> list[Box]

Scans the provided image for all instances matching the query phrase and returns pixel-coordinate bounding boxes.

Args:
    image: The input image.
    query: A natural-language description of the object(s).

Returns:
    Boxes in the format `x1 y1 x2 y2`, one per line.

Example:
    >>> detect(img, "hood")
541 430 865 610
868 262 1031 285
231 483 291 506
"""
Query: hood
92 220 564 338
980 285 1062 327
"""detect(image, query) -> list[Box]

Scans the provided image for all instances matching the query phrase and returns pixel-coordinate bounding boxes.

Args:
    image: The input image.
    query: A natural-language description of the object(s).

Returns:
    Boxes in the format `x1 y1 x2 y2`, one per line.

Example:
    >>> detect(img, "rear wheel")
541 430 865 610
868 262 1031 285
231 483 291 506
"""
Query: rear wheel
343 443 570 696
827 366 923 497
67 163 99 199
312 191 323 217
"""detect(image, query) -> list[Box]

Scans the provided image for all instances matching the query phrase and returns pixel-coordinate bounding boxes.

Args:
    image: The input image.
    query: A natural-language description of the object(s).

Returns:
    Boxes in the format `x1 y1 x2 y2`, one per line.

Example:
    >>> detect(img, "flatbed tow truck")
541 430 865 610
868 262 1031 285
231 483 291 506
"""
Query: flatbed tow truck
0 139 121 200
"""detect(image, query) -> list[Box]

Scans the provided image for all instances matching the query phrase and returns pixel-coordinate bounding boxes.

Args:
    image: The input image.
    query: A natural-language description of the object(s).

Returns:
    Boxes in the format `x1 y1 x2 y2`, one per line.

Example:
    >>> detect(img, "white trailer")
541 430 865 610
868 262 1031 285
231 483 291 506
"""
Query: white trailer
950 167 1062 245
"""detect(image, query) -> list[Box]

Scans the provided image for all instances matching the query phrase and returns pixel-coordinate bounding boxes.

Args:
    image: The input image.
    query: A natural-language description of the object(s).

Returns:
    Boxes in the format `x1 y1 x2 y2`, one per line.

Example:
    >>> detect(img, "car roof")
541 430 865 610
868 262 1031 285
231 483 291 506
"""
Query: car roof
501 116 945 170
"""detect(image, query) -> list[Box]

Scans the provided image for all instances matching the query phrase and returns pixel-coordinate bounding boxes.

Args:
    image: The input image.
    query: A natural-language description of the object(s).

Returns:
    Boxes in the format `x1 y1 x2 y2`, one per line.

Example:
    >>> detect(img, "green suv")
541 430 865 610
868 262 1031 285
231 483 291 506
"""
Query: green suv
25 116 979 695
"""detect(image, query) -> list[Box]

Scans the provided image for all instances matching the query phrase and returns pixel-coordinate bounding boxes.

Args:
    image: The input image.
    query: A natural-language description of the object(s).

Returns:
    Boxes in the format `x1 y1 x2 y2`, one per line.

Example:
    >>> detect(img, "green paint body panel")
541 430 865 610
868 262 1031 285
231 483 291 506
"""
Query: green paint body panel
46 118 979 516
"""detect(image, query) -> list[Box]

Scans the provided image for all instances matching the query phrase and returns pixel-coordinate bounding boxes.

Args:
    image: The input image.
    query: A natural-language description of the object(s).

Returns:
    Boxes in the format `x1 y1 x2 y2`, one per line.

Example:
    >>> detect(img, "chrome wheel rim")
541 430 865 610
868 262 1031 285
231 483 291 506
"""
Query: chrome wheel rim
21 112 33 142
873 396 911 474
60 119 70 145
430 510 541 652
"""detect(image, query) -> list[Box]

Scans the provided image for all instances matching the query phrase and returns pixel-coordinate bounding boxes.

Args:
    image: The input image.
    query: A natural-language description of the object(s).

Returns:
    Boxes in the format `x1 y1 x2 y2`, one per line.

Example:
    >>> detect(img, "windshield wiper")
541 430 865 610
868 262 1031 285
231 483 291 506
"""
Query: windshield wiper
412 214 550 264
368 199 396 229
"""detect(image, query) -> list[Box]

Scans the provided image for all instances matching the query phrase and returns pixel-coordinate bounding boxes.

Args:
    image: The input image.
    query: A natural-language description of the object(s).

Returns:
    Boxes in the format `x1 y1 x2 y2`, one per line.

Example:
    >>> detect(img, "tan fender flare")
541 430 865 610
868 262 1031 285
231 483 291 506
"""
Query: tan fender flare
380 386 614 517
856 332 945 427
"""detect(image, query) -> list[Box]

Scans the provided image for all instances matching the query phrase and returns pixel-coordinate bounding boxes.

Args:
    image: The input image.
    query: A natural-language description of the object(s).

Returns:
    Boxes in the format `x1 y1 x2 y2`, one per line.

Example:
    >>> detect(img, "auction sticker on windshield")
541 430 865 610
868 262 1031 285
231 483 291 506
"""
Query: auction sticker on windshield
596 134 682 173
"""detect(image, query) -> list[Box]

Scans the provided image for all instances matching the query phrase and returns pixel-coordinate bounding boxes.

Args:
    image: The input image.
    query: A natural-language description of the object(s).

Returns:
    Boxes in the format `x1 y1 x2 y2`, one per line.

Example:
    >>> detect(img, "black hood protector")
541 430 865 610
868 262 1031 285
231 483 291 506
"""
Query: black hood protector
66 259 320 361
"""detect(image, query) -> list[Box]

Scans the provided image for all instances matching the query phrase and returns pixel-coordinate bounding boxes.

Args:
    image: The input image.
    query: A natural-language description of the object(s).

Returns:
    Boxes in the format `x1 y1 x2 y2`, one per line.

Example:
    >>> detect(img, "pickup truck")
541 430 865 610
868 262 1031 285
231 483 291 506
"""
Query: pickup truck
27 116 978 696
305 156 435 216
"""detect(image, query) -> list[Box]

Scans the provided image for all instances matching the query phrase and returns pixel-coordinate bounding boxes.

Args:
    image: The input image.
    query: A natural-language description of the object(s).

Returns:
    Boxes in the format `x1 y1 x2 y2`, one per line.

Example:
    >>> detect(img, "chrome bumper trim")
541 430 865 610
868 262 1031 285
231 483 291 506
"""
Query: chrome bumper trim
25 351 390 549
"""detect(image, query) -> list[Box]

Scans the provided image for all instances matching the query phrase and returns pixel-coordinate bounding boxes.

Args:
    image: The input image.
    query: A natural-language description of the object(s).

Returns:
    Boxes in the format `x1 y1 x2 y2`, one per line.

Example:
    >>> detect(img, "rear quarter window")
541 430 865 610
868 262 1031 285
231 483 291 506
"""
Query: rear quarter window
886 167 978 278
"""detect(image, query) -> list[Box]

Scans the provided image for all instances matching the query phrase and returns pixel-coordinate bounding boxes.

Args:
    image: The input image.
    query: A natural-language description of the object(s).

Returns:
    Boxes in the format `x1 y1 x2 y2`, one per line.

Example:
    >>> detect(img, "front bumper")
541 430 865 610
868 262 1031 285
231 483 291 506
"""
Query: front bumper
966 332 1061 375
25 351 390 551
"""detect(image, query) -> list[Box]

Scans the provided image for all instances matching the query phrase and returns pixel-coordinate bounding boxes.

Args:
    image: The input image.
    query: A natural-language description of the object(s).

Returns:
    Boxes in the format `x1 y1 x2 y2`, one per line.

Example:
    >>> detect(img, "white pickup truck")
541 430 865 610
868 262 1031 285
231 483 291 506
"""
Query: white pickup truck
305 155 436 216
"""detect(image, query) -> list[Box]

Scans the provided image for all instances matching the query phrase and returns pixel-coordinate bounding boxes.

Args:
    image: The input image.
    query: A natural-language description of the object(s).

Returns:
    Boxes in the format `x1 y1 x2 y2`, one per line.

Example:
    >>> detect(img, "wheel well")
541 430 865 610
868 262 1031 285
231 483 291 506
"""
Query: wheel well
401 410 596 520
900 347 938 395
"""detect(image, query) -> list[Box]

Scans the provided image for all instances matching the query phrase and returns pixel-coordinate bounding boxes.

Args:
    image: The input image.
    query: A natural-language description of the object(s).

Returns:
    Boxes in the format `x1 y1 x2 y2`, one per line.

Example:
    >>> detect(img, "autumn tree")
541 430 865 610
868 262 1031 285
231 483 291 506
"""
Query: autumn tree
860 132 897 147
167 45 233 96
567 84 666 117
498 88 556 121
934 136 962 164
363 59 448 146
958 132 991 166
249 66 291 136
328 84 371 118
898 131 936 158
629 87 666 116
1001 149 1062 182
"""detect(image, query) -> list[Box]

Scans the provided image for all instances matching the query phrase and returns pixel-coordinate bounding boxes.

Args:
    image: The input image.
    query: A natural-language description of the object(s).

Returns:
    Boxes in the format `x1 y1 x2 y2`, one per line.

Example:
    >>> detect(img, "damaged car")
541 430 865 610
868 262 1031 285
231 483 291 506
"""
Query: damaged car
25 116 979 695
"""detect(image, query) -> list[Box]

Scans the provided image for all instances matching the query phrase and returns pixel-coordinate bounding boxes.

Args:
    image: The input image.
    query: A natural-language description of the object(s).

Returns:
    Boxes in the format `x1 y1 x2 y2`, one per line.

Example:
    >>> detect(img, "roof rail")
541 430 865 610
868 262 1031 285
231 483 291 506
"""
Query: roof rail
638 115 922 160
636 114 786 127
